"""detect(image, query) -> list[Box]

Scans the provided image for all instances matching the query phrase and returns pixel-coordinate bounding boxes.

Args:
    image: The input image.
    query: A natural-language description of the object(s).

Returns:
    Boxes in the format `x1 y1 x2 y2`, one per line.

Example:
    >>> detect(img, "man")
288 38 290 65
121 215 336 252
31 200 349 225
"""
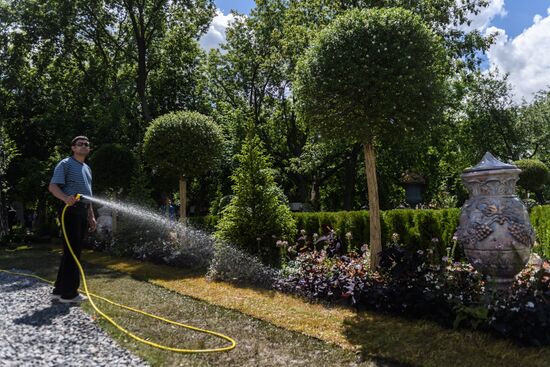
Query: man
48 136 97 303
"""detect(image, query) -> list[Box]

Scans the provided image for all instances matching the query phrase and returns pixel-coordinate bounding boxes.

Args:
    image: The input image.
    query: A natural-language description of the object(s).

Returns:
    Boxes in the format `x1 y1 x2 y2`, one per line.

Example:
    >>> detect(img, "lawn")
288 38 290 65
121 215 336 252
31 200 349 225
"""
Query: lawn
1 243 550 367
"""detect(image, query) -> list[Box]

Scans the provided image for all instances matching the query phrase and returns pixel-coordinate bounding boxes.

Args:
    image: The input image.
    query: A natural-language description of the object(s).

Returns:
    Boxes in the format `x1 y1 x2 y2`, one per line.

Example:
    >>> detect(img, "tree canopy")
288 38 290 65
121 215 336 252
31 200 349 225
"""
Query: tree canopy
295 7 448 143
143 111 223 180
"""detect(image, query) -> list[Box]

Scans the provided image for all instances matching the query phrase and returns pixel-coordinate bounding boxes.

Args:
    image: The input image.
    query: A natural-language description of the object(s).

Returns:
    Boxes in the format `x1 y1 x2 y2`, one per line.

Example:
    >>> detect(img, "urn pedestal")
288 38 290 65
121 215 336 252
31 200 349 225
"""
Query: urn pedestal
456 152 535 291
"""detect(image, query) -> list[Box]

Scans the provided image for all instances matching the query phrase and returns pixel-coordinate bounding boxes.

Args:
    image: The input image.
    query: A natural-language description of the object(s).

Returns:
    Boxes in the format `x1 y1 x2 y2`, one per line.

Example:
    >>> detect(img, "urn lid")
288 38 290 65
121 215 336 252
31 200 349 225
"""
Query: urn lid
463 152 518 173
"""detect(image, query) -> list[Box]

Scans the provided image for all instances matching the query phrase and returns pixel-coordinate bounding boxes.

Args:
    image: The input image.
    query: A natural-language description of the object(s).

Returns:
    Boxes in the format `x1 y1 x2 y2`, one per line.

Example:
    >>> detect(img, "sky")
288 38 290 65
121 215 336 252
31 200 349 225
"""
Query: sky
201 1 550 104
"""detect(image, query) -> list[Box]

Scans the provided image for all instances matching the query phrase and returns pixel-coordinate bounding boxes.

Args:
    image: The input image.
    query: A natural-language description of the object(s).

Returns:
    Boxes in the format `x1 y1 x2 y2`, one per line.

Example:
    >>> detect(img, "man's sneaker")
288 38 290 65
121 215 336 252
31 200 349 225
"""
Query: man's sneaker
59 294 88 304
51 294 61 300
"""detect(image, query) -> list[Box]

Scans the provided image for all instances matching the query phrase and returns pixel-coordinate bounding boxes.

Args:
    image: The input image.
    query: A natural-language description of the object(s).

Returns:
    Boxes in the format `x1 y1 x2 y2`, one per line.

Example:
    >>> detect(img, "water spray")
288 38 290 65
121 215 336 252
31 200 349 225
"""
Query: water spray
0 194 236 353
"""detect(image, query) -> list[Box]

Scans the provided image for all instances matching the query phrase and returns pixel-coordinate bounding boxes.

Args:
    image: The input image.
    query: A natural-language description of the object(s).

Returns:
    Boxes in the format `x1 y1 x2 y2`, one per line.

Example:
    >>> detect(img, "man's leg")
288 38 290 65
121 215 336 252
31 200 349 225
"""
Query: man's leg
54 206 87 299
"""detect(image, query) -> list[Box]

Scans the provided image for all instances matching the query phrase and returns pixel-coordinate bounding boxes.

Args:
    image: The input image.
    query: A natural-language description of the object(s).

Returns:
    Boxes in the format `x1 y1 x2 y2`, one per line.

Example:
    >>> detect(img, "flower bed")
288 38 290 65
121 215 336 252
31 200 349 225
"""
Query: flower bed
276 231 550 346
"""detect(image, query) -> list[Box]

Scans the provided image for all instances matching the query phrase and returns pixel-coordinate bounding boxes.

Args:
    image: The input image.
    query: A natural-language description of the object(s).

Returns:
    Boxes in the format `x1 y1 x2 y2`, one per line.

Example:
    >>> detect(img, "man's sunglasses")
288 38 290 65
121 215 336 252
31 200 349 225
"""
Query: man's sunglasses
75 142 90 147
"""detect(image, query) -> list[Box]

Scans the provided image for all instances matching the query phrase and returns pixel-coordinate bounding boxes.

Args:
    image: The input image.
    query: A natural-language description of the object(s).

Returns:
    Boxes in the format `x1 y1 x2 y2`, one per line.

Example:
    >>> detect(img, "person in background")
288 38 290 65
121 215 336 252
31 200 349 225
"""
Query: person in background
48 136 96 303
160 197 176 222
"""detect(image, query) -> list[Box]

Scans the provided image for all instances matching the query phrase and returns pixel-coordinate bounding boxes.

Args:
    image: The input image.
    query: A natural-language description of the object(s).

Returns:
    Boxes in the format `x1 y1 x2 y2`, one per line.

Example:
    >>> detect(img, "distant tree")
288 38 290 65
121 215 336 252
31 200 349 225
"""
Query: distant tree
127 162 156 209
143 111 223 222
515 159 549 205
80 0 215 124
518 90 550 162
460 71 522 161
215 131 295 265
295 8 448 268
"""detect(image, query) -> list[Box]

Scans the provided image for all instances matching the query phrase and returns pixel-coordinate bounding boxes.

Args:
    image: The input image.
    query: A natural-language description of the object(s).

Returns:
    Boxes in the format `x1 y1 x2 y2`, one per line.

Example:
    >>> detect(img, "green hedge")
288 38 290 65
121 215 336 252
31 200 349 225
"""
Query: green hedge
191 205 550 260
191 209 460 259
531 205 550 259
294 209 461 258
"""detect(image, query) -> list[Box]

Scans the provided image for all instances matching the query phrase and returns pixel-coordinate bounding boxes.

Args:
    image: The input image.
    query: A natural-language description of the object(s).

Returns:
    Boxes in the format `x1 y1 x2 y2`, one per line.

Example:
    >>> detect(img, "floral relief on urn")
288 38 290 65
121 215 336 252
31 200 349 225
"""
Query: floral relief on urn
456 152 535 291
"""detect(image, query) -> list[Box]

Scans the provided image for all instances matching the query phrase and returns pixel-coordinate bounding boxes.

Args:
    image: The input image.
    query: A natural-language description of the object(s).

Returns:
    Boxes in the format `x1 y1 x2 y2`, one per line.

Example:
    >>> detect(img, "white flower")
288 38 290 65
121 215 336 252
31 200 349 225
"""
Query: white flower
526 301 535 308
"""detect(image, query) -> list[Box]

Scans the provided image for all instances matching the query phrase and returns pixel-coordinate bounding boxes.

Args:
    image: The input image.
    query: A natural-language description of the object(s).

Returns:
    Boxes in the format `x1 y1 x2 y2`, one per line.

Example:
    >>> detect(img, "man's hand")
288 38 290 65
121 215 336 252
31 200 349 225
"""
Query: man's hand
88 216 97 232
63 195 79 206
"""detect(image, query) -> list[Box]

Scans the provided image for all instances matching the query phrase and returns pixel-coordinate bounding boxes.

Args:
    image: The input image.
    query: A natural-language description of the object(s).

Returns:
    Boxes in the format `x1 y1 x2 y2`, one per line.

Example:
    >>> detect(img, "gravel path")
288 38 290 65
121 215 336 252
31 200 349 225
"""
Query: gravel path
0 270 149 367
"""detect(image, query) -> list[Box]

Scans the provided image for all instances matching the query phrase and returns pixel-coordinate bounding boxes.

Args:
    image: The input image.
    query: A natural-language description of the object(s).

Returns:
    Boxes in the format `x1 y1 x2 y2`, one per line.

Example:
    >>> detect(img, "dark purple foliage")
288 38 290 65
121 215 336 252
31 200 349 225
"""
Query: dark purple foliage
276 231 550 346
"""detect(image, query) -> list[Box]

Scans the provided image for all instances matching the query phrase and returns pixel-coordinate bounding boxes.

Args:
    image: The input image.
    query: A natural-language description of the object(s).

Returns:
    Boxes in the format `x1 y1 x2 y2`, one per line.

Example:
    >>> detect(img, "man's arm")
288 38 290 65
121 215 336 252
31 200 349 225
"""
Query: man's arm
48 183 78 206
88 205 96 232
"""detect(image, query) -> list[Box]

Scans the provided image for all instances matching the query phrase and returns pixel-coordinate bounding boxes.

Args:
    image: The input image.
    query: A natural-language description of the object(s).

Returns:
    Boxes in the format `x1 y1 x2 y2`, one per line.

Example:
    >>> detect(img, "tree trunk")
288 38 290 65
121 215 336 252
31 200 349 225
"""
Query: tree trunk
363 141 381 270
179 177 187 225
343 143 361 210
136 38 151 124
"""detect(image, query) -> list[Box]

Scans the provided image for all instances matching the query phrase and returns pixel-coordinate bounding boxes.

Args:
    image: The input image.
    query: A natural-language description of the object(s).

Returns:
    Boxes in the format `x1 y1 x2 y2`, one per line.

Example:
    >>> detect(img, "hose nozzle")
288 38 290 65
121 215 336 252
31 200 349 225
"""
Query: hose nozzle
75 194 82 201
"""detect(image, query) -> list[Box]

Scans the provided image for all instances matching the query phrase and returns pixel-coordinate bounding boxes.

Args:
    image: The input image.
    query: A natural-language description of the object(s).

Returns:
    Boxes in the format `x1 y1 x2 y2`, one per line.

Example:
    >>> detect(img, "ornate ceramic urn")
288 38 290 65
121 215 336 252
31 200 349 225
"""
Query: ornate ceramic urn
456 152 535 291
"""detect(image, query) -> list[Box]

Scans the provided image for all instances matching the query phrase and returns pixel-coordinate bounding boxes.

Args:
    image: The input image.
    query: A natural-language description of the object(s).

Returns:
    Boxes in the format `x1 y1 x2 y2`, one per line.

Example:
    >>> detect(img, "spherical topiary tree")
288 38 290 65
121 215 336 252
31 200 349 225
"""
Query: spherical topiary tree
295 8 447 269
514 159 549 204
143 111 223 222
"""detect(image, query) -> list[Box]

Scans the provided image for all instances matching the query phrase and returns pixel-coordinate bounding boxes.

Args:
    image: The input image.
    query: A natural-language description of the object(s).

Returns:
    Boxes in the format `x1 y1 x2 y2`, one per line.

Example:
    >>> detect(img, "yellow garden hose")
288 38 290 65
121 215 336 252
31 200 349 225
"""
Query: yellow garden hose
0 197 236 353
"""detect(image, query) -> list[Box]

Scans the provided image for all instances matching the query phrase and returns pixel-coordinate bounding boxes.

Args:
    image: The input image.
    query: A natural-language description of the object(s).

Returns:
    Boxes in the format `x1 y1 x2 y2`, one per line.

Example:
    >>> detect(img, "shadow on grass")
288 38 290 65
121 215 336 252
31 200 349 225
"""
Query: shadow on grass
0 244 132 283
82 248 281 298
1 244 282 301
342 312 427 367
342 308 550 367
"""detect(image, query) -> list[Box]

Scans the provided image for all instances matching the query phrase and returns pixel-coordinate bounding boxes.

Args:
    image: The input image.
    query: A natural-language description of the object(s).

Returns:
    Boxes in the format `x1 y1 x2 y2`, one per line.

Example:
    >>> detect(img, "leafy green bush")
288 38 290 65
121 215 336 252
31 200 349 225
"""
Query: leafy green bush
215 133 295 266
531 205 550 259
89 144 136 195
515 159 549 192
515 159 549 204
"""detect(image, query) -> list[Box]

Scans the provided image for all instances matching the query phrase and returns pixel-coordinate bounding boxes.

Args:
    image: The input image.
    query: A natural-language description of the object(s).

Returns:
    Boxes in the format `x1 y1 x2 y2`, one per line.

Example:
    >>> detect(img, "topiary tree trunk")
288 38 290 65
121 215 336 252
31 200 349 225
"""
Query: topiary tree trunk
363 140 381 268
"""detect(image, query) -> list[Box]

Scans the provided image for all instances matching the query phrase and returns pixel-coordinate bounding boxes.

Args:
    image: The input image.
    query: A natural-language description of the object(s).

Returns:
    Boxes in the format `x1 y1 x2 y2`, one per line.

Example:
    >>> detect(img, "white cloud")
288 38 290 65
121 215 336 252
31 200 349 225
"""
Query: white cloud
460 0 507 32
199 10 238 51
486 7 550 103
